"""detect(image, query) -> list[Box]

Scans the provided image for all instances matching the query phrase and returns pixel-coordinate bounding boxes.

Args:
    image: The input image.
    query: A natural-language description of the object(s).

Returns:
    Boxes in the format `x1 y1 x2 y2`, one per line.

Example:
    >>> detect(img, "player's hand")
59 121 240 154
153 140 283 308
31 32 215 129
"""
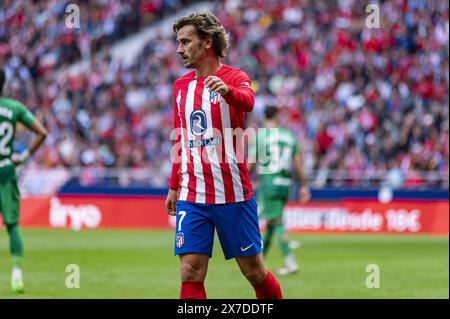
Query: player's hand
299 185 311 204
166 189 178 216
11 150 30 166
204 76 229 96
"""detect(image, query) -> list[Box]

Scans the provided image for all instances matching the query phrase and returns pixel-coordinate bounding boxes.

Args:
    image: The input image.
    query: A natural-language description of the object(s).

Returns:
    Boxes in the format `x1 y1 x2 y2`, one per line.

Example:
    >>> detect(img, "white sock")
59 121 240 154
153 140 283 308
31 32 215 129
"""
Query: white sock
12 267 23 281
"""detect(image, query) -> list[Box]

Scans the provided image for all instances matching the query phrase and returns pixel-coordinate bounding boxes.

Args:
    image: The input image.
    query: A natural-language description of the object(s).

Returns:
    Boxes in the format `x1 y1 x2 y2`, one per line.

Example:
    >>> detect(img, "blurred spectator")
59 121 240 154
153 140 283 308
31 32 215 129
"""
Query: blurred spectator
1 0 448 189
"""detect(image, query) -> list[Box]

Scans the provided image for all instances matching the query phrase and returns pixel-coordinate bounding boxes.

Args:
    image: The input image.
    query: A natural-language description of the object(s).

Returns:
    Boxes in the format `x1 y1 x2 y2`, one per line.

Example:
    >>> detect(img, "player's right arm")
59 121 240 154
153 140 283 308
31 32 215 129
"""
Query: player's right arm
291 134 310 203
293 152 310 204
166 189 178 216
166 85 181 216
12 107 47 166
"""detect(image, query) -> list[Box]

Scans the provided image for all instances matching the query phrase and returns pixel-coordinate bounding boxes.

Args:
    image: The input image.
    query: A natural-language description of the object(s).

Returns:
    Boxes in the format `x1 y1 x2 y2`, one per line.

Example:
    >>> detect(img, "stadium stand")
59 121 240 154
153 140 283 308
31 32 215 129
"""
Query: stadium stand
0 0 448 195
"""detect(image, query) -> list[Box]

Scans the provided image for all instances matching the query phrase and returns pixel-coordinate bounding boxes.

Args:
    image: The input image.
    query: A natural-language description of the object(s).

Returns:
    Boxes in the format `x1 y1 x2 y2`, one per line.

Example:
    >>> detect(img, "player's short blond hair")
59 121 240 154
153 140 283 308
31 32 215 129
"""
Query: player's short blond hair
173 12 230 59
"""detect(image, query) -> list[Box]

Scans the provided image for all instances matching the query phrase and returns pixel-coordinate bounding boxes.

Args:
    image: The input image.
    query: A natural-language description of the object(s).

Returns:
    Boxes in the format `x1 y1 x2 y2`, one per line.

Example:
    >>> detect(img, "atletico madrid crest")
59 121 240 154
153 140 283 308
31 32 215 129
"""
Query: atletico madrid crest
209 91 222 104
176 232 184 248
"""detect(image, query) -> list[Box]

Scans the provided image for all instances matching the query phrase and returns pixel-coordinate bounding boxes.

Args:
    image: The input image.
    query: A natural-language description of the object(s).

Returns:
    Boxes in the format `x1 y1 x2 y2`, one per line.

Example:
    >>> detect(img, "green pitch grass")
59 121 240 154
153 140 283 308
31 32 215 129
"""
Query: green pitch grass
0 229 448 298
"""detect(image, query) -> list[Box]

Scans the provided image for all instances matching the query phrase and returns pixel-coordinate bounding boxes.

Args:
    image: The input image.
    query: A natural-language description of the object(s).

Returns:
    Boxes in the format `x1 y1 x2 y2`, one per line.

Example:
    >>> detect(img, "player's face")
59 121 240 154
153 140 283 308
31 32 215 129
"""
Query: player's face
176 25 207 69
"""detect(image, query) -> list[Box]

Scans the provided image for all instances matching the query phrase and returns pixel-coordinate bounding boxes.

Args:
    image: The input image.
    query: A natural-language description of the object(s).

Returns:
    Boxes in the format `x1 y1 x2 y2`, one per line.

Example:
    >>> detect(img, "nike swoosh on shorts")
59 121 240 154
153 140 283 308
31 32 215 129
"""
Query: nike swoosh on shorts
240 244 254 252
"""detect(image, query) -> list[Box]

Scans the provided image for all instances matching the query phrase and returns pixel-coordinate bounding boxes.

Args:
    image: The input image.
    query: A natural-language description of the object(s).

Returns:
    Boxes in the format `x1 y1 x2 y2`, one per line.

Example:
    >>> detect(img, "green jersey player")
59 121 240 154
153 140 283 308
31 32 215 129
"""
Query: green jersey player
0 69 47 293
248 106 310 275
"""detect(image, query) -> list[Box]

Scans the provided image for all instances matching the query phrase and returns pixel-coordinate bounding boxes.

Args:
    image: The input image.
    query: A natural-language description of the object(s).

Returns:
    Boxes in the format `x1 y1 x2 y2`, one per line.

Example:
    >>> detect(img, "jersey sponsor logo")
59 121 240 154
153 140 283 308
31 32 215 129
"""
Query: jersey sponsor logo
190 109 207 136
176 232 184 248
49 197 102 231
240 243 254 252
185 137 221 148
209 91 222 104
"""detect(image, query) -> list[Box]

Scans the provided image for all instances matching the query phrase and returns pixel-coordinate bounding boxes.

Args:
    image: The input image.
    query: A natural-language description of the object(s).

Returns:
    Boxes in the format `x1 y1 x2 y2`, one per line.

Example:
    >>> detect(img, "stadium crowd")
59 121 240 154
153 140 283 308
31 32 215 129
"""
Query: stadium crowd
0 0 448 189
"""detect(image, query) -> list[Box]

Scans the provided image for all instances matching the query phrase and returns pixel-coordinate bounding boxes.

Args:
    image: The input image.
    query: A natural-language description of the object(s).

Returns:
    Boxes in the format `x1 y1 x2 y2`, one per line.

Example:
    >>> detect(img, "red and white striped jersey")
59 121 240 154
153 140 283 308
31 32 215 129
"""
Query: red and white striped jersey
168 64 254 204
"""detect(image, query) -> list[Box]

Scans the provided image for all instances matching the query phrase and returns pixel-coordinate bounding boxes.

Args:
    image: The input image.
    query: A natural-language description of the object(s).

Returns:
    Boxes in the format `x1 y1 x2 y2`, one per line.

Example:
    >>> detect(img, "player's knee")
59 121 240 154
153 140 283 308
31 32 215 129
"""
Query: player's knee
242 268 266 285
272 218 283 224
180 261 205 281
5 223 18 233
239 262 266 285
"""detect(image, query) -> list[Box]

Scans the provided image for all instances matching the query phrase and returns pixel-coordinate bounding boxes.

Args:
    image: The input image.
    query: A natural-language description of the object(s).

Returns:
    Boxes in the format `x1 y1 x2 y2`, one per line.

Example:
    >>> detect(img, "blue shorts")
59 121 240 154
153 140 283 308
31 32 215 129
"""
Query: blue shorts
174 196 262 260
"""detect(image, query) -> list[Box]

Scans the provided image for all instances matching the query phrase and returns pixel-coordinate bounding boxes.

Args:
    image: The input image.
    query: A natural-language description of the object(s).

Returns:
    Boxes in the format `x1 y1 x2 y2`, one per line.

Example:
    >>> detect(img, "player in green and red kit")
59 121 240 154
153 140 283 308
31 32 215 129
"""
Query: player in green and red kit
0 69 47 293
248 106 310 275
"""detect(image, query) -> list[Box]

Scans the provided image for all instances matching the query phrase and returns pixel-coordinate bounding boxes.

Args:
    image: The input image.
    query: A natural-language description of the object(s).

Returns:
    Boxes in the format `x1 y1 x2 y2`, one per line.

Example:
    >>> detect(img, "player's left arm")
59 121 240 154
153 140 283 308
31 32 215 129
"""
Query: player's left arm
247 132 257 174
247 162 256 174
12 111 47 166
293 144 311 204
204 70 254 112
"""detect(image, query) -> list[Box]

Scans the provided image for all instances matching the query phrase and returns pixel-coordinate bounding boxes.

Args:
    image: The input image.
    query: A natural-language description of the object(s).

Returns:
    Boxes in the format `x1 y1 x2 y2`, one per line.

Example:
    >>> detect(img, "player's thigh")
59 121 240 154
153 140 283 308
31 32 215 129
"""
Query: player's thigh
260 197 286 221
174 201 214 257
0 180 20 226
213 196 262 260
